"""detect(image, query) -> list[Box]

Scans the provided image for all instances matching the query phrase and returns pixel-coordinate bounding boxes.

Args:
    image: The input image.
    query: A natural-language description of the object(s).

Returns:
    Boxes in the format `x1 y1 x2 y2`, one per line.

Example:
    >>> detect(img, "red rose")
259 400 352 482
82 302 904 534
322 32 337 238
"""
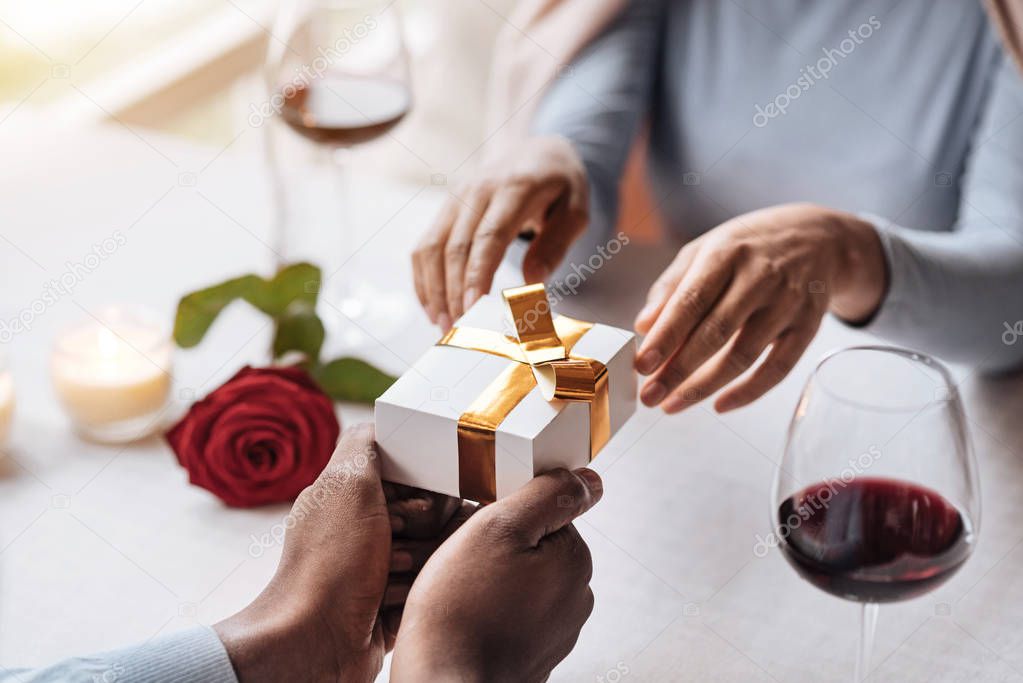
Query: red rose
166 366 340 507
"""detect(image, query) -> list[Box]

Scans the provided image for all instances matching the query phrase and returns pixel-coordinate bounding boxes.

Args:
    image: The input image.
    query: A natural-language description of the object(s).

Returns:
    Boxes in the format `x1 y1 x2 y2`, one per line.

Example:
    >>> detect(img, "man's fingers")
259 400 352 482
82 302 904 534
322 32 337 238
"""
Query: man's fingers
444 189 491 320
325 423 380 478
480 468 603 548
635 251 732 378
715 321 820 411
660 306 788 412
297 424 381 517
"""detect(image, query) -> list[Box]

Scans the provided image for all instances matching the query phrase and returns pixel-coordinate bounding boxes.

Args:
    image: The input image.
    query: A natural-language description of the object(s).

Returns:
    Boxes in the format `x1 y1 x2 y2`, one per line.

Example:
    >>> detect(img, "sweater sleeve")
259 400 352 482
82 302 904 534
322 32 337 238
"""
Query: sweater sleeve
530 0 664 240
860 56 1023 372
0 626 238 683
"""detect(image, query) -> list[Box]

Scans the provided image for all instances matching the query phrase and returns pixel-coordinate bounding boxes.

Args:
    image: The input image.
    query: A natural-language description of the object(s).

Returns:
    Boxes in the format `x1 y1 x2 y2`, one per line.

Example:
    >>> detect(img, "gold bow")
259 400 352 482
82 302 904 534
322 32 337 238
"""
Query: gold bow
437 283 611 503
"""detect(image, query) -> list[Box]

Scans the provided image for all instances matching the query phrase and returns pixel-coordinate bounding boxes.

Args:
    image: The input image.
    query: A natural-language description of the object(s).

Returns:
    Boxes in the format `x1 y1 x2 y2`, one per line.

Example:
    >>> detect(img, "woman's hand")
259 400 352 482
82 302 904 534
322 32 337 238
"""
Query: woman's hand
391 468 602 683
634 203 886 413
412 135 589 330
380 481 466 649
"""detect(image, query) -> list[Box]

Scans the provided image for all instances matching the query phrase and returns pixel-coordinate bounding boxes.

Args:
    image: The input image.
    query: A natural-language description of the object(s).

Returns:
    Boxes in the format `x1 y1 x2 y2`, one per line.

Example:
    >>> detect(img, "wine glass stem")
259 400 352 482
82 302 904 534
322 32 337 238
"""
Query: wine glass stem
854 602 879 682
263 122 289 271
327 144 353 275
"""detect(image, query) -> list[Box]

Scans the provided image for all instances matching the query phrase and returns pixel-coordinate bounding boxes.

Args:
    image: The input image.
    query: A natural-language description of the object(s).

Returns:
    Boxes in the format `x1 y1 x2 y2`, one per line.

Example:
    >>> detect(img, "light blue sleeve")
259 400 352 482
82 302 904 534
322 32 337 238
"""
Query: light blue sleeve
1 626 237 683
863 56 1023 372
530 0 665 241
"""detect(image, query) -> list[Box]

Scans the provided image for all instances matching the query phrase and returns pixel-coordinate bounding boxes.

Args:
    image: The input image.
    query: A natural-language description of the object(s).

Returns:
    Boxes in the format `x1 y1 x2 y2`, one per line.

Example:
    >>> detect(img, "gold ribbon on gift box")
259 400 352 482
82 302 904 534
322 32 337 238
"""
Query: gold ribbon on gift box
437 283 610 503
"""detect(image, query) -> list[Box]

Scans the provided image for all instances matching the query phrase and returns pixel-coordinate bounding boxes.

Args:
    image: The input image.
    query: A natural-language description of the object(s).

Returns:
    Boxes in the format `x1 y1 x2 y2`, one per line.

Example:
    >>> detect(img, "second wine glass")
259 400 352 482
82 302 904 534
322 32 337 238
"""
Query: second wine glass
265 0 413 350
771 346 979 682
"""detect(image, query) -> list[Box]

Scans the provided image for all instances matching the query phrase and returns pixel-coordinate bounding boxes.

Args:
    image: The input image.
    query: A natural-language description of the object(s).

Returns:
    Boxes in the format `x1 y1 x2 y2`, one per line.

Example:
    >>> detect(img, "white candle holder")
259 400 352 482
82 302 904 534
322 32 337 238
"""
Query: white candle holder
51 306 173 444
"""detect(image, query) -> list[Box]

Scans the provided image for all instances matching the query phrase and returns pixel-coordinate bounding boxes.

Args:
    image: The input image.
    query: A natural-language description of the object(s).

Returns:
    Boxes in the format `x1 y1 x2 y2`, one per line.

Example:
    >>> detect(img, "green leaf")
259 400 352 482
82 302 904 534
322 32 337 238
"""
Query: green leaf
173 263 323 349
314 357 397 404
273 302 325 360
174 274 264 348
244 263 321 316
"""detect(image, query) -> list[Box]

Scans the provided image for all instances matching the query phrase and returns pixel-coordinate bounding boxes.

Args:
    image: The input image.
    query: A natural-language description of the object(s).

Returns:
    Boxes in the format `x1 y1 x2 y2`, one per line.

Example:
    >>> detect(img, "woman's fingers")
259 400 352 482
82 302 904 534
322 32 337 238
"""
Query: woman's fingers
634 244 698 335
411 137 590 325
389 538 441 575
383 581 411 608
463 184 554 311
443 189 492 321
641 277 765 406
715 320 821 411
381 606 403 652
660 305 789 413
387 493 461 539
461 187 534 312
521 181 588 283
413 199 459 327
635 251 732 378
644 266 782 406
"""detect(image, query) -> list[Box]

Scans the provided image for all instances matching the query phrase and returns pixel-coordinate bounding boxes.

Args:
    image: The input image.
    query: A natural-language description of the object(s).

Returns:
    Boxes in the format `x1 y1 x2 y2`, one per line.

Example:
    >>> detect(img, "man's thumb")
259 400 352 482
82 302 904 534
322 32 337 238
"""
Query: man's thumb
485 468 603 548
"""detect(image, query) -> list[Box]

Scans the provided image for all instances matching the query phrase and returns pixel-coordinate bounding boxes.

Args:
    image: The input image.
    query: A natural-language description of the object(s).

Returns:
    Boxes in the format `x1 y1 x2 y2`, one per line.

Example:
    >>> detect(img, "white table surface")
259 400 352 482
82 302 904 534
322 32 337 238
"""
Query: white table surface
2 124 1023 682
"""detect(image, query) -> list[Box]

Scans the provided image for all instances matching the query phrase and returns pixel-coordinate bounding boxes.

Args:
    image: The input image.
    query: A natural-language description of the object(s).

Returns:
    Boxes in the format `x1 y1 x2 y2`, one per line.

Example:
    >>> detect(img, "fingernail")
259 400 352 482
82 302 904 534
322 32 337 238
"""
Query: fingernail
636 349 662 375
390 515 405 533
662 396 685 413
437 312 452 331
574 467 603 496
636 303 657 323
641 381 667 406
390 550 413 572
463 287 479 312
411 496 433 512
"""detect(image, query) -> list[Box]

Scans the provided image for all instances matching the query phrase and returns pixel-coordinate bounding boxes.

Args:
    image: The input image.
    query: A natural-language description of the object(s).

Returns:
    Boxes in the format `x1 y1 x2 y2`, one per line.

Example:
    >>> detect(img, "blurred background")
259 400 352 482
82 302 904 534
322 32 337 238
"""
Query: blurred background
0 0 514 180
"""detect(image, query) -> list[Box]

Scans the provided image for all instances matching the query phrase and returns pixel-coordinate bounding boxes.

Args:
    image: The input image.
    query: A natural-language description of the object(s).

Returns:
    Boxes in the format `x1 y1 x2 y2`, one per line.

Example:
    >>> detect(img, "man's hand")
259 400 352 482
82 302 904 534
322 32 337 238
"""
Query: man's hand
634 203 886 413
391 468 603 683
412 135 589 330
214 424 458 683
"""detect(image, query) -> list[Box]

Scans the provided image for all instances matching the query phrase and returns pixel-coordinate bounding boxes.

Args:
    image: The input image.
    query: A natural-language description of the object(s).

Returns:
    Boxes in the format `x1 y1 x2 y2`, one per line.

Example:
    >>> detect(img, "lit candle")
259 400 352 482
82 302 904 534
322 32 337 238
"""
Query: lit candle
0 361 13 447
51 307 172 443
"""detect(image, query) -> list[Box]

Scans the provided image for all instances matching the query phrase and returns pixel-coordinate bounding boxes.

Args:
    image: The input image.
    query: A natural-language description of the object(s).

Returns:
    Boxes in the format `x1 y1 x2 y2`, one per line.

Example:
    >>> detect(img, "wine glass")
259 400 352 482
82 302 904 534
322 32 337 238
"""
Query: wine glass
264 0 413 350
771 346 979 682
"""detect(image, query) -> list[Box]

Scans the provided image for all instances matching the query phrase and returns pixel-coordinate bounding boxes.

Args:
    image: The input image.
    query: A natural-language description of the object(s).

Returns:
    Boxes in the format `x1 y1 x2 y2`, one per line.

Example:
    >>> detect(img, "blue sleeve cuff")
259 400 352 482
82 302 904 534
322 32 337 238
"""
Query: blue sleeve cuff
3 626 238 683
851 212 910 336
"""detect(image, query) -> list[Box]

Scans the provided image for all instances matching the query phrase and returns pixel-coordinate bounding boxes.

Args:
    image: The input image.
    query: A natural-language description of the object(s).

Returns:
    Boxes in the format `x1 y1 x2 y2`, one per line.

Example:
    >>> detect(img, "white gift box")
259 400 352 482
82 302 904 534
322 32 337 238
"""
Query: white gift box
375 288 637 502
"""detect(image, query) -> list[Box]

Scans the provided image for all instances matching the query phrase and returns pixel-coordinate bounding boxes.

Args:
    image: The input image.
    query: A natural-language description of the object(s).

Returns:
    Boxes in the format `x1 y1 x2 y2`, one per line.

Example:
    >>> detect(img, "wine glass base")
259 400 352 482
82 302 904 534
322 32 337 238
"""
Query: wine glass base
319 279 412 354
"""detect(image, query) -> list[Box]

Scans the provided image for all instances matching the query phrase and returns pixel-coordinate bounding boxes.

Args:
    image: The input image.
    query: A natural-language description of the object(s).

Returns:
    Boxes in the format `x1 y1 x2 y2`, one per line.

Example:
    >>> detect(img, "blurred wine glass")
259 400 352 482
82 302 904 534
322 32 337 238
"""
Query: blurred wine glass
264 0 412 350
771 346 979 682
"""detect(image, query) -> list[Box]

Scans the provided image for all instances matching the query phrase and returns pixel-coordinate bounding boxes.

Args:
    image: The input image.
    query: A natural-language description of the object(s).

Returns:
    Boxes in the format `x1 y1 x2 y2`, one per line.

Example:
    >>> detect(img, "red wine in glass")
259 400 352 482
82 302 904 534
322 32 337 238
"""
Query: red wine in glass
777 476 974 604
280 75 411 146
